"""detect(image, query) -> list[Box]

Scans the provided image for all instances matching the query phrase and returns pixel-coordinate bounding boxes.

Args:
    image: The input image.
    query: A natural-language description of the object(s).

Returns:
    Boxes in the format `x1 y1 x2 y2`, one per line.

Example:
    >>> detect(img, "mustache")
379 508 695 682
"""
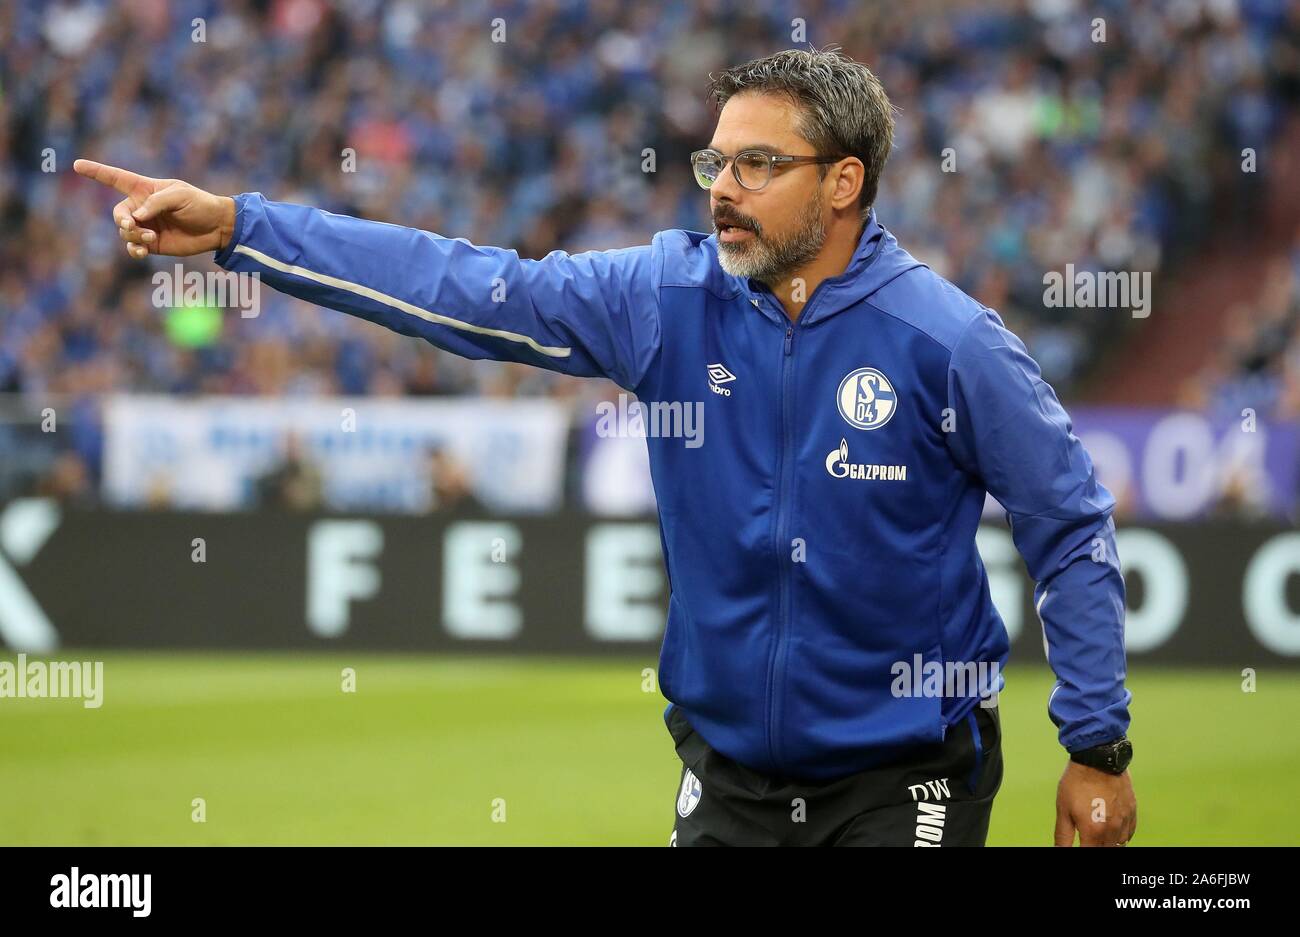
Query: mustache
713 208 761 236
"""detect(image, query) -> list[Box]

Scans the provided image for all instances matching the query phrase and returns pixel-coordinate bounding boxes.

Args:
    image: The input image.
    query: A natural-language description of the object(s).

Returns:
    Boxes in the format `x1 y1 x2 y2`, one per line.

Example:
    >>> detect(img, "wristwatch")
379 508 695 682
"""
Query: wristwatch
1070 736 1132 775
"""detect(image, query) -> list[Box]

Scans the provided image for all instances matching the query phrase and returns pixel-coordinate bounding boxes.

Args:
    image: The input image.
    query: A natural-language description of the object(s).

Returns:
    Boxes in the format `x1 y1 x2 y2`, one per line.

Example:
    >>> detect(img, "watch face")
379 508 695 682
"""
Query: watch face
1114 739 1133 772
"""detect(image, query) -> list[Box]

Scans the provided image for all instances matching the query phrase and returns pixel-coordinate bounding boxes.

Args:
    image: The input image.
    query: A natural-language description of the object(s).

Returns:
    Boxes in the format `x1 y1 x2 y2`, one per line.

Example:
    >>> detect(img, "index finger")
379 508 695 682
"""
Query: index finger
73 159 152 196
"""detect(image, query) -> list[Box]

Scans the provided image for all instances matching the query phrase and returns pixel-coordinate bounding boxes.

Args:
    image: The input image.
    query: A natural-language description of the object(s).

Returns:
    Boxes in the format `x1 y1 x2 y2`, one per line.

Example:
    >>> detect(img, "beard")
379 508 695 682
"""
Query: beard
714 189 828 286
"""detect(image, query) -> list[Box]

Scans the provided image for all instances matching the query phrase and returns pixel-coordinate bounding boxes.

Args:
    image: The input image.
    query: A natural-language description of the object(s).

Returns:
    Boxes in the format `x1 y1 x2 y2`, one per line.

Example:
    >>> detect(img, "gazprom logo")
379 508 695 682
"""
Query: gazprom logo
837 367 897 430
825 438 908 482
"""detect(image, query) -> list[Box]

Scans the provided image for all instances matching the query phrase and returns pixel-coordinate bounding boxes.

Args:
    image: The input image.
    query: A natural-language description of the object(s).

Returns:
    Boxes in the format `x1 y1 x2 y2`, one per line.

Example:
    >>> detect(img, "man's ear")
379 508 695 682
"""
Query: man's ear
831 158 865 212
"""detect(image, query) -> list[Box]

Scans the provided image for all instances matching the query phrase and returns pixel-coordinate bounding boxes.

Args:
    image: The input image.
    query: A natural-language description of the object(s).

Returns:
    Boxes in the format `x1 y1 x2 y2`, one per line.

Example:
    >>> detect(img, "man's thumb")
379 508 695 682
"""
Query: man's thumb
132 186 187 222
1054 808 1076 847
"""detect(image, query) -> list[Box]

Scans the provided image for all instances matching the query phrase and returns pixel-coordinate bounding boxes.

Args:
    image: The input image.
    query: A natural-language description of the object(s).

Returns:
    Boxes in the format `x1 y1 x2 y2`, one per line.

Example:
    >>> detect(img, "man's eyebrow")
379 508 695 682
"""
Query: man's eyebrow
705 142 782 155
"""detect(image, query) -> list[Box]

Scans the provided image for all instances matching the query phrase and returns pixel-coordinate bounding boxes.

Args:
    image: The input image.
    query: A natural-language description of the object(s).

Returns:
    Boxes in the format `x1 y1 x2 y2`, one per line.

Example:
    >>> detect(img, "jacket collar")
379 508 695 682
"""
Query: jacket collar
735 209 925 326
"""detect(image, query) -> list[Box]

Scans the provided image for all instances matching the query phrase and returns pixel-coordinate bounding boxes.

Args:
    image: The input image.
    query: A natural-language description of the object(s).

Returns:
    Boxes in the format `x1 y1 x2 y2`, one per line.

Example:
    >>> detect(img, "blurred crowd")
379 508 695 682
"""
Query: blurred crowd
1180 224 1300 422
1 0 1298 505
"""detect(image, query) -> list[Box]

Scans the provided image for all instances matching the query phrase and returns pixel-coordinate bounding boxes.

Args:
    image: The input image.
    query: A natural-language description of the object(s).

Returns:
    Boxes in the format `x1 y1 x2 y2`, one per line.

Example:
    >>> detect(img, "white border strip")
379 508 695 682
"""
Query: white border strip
1037 588 1051 662
233 244 572 358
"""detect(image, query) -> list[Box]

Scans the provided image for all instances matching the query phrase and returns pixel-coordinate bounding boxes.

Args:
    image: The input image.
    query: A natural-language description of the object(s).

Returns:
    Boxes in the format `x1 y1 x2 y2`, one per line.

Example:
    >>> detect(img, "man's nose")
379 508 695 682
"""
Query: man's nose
709 161 743 202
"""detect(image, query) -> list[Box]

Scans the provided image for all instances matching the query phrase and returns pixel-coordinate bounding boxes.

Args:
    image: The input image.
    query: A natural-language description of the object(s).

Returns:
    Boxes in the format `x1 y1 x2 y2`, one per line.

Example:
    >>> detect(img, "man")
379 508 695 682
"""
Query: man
74 47 1136 847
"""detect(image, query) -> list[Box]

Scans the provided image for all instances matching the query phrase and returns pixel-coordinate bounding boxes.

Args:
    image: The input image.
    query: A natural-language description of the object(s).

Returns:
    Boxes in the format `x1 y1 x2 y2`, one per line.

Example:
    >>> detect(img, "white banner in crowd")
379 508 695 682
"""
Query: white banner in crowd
103 395 571 513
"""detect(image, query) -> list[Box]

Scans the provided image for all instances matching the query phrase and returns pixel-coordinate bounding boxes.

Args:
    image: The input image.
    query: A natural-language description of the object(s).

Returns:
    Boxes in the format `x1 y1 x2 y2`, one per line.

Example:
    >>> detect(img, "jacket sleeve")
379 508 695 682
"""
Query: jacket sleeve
945 307 1131 754
213 193 664 392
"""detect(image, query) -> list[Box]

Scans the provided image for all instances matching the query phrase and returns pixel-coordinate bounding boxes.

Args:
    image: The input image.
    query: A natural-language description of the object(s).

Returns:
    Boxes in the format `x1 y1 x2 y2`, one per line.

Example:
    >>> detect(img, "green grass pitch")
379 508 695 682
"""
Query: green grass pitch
1 653 1297 845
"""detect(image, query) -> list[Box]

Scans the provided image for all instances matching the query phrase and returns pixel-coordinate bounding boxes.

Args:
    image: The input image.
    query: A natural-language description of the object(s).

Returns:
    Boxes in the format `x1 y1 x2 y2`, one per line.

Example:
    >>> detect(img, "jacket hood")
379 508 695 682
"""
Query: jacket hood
719 209 928 326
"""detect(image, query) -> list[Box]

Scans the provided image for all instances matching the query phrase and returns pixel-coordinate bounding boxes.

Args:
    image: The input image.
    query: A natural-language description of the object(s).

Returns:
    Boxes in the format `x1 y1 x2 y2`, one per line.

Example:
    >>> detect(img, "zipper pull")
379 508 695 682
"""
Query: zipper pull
784 326 794 356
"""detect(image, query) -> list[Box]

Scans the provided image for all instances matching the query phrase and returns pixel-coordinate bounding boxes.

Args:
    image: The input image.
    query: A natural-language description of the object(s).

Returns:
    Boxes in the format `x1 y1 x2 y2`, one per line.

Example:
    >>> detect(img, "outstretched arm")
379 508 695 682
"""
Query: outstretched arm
74 160 663 391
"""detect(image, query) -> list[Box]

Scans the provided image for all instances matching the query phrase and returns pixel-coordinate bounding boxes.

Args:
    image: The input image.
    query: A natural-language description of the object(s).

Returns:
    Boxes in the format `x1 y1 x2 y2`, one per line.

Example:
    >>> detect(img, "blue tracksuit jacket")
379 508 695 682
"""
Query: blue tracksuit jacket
216 194 1131 782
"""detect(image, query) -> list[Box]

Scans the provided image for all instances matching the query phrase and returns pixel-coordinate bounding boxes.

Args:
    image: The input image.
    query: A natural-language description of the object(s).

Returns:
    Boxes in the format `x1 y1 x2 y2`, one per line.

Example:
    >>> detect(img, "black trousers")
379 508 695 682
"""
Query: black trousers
667 703 1003 846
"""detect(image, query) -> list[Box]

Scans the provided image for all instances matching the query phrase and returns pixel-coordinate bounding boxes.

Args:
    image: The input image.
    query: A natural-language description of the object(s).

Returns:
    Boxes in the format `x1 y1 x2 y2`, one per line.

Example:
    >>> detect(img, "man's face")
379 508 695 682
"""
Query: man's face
706 92 830 285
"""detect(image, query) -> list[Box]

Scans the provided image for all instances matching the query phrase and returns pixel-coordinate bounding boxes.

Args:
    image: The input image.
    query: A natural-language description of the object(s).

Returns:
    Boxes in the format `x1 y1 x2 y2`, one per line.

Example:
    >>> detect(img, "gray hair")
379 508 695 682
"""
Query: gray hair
708 48 895 217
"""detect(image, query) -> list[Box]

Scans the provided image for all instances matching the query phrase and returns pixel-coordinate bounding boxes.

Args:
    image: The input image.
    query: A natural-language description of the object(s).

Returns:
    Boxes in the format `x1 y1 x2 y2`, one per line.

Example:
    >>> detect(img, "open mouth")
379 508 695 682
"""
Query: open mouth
717 222 754 243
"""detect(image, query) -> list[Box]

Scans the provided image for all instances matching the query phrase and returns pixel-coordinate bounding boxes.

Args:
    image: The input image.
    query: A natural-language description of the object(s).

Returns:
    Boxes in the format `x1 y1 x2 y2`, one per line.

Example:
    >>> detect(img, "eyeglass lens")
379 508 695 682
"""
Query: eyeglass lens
693 151 772 190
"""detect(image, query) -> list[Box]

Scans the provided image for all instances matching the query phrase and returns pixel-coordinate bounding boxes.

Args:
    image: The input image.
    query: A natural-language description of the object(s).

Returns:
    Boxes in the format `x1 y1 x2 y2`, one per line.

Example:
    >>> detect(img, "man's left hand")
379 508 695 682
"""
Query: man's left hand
1054 762 1137 846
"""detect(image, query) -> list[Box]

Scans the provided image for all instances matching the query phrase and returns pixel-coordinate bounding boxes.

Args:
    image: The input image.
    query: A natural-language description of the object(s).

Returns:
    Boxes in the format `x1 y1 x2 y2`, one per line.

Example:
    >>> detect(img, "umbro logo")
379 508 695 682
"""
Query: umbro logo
707 363 736 397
